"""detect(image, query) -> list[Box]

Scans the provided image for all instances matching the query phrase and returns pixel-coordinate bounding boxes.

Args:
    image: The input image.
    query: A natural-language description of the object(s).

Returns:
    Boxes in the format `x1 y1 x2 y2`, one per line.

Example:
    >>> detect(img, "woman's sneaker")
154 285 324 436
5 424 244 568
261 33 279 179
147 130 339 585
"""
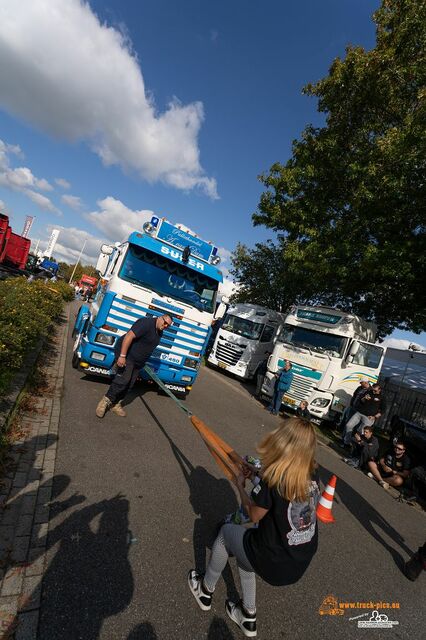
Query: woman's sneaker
187 570 212 611
226 600 257 637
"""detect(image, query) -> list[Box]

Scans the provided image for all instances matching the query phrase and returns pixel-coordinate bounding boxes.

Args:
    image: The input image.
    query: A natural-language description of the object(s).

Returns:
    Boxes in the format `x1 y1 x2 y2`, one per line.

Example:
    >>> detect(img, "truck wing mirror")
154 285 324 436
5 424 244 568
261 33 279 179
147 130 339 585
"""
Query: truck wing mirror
349 340 360 356
100 244 114 255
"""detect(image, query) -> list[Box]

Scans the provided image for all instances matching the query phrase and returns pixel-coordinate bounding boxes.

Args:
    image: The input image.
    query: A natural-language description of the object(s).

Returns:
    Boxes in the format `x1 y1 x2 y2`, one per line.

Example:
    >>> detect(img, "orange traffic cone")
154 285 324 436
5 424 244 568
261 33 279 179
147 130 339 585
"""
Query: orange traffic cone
316 475 337 523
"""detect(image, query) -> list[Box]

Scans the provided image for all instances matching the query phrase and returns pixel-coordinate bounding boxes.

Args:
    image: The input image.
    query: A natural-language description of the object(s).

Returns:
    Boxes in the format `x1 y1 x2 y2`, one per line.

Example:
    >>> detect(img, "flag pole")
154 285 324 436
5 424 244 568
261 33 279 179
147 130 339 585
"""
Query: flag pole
68 239 87 284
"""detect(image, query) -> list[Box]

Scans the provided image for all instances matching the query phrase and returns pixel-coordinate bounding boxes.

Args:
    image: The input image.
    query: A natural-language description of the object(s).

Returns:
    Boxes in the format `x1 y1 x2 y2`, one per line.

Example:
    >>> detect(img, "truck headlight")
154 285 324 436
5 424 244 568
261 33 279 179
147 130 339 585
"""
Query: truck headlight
185 358 198 369
311 398 331 408
95 332 114 346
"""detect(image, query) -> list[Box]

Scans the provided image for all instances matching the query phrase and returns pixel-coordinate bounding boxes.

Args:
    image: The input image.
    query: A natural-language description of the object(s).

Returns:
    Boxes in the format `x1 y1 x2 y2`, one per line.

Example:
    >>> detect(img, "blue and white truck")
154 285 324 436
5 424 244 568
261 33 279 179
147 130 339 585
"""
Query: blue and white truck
71 216 223 396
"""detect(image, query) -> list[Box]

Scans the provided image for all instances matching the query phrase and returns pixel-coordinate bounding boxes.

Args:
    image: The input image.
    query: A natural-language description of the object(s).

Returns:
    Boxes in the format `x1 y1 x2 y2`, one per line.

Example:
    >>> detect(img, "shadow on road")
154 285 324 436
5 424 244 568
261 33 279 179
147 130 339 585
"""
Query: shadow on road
38 479 133 640
141 397 240 603
319 464 413 570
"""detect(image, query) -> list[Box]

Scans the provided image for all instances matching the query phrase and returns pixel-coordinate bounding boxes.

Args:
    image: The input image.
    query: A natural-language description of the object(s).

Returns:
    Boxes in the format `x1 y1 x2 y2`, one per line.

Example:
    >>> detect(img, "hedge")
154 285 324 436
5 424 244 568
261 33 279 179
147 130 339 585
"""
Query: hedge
0 277 73 395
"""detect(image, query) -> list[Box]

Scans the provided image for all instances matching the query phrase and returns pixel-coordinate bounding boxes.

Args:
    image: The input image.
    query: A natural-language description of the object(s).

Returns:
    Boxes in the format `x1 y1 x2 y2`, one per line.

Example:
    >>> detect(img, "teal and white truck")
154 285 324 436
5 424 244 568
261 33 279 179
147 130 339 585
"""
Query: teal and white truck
261 305 386 423
71 216 223 396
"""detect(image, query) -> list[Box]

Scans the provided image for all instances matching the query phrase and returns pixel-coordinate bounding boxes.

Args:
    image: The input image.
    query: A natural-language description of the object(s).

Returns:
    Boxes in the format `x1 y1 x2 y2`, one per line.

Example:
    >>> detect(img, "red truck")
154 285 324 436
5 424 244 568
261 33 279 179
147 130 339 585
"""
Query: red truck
77 274 98 294
0 213 31 272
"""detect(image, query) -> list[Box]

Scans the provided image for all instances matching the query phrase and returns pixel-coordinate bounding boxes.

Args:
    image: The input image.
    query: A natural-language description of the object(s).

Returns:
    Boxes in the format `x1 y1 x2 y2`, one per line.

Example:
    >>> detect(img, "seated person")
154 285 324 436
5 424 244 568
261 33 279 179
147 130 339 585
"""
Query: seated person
367 439 411 490
345 425 379 469
296 400 311 420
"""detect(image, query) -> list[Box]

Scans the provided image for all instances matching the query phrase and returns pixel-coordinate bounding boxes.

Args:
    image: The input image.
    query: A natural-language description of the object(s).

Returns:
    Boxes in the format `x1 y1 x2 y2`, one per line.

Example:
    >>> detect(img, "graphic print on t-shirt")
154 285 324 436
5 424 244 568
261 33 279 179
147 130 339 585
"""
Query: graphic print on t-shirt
286 480 320 546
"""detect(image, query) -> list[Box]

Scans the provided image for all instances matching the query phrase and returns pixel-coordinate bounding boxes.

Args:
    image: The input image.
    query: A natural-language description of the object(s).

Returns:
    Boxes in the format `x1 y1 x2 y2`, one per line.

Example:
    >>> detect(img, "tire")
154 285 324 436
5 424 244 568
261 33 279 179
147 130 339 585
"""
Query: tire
72 351 80 369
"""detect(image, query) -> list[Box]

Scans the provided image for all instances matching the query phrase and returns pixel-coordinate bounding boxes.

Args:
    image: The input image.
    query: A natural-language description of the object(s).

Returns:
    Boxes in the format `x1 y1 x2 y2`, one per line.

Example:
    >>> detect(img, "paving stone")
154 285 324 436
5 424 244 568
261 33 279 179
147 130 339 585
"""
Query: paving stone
0 601 19 639
16 515 34 538
0 505 21 527
12 474 28 489
0 526 14 549
27 470 41 483
18 574 42 613
33 505 49 525
15 609 39 639
20 495 37 516
36 488 51 506
11 537 30 564
1 565 25 596
30 523 48 547
25 550 45 578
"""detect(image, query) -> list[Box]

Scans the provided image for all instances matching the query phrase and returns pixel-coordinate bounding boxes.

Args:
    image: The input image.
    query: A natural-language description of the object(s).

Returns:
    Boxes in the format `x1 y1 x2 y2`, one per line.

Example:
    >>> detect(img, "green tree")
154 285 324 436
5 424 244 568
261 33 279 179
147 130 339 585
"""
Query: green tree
230 241 324 312
246 0 425 337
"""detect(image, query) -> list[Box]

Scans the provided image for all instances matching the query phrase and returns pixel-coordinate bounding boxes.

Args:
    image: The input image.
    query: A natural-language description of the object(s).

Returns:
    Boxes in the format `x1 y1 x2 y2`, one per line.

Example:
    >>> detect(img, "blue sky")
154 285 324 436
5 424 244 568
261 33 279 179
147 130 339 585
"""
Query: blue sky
0 0 424 350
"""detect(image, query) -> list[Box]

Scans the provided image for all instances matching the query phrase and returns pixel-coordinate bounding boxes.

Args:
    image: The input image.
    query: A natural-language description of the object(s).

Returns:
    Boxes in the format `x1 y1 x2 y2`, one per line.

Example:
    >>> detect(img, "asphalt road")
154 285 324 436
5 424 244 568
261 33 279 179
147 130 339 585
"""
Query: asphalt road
39 304 425 640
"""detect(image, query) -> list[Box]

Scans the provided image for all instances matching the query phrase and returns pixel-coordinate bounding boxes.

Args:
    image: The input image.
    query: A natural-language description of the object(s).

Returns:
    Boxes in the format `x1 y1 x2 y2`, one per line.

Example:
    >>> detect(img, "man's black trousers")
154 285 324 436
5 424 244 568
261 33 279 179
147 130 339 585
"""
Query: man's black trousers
106 361 140 405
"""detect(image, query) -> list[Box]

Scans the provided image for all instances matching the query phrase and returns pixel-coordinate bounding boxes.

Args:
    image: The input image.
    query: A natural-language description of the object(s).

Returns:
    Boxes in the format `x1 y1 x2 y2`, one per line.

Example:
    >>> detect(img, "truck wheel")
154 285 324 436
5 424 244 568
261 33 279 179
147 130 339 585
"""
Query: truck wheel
71 351 80 369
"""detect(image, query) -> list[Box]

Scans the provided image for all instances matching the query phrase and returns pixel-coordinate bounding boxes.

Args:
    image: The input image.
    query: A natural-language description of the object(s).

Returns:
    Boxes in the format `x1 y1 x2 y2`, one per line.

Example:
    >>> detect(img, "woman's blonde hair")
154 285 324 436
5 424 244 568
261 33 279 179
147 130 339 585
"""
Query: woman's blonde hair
257 417 316 502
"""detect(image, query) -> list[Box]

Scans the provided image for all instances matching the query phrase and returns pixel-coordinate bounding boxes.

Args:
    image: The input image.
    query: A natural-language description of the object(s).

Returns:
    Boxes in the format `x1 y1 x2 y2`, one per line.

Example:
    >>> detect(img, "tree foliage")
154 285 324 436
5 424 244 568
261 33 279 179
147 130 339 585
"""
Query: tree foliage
57 261 98 283
236 0 425 337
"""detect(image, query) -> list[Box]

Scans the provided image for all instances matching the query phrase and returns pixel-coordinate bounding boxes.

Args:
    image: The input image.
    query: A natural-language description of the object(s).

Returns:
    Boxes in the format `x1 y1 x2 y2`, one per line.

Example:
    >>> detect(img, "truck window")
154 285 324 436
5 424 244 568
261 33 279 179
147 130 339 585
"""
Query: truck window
222 314 263 340
278 324 347 357
119 244 218 313
351 343 383 369
260 325 275 343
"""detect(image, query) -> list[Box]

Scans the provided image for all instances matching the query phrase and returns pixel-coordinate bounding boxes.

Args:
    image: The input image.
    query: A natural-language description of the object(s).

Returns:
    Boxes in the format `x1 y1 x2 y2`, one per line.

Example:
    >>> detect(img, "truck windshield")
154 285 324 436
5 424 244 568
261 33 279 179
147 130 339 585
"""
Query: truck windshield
221 314 263 340
278 324 347 358
119 244 218 313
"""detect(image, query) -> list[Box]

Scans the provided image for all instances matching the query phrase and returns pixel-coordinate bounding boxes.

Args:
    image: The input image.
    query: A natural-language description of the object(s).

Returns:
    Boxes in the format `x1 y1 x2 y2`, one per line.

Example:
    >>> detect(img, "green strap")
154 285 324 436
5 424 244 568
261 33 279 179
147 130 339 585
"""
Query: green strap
144 365 193 417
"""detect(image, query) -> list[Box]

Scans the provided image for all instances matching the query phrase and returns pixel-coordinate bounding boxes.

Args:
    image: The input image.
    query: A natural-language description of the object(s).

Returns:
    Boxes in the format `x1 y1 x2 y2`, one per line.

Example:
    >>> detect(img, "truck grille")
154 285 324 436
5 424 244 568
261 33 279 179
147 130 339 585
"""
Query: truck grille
285 375 317 403
215 341 244 366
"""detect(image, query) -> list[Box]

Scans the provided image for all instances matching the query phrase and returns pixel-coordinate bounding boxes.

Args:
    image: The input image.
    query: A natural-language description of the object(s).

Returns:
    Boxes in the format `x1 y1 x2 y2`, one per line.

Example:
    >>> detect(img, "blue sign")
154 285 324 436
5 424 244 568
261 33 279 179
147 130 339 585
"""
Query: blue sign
278 360 322 380
156 221 213 262
297 309 341 324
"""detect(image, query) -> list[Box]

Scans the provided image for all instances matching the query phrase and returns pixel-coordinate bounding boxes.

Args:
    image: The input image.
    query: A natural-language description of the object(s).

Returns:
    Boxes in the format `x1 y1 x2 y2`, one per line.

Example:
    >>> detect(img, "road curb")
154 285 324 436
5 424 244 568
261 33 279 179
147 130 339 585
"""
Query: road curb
0 303 70 639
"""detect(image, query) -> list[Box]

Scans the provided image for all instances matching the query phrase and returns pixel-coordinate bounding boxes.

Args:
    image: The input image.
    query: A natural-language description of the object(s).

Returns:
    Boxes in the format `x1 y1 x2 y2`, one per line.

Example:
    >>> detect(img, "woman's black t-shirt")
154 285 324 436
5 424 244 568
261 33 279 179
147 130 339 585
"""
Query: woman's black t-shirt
243 476 320 586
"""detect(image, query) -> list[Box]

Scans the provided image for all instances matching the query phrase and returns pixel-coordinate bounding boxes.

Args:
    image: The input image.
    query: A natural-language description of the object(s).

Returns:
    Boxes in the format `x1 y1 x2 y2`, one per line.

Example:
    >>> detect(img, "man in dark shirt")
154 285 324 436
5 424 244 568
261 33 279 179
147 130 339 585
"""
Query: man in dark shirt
96 314 172 418
344 425 379 470
367 439 411 490
343 383 386 445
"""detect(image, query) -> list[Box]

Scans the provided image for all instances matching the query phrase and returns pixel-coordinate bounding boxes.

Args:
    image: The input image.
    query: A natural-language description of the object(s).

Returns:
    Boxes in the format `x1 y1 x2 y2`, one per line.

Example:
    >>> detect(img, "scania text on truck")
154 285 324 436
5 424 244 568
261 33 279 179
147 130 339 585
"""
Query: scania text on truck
208 304 285 379
261 305 386 423
71 216 223 396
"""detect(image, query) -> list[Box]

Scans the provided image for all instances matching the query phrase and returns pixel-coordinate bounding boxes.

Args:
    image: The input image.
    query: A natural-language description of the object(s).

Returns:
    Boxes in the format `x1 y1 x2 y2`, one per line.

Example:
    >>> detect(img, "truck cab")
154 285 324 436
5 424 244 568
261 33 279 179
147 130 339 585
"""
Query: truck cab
262 305 386 423
208 304 285 380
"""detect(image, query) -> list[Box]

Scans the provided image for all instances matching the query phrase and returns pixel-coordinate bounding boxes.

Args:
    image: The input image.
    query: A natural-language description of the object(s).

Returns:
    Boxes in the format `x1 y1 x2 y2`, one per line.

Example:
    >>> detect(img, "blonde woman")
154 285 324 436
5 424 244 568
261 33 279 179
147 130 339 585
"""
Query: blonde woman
188 417 320 638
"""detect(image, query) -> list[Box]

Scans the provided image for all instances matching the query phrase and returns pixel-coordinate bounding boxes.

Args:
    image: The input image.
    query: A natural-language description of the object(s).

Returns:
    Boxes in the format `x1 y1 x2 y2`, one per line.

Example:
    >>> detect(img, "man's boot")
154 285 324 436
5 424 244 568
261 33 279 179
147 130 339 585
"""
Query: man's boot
111 401 126 417
96 396 112 418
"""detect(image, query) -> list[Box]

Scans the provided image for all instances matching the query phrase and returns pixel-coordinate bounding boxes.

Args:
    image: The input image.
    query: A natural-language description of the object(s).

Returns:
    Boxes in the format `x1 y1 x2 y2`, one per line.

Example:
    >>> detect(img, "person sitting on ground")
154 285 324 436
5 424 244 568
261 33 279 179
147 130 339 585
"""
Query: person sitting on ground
188 418 320 638
268 360 293 415
343 383 385 446
296 400 311 420
367 439 411 490
340 378 370 436
344 425 379 470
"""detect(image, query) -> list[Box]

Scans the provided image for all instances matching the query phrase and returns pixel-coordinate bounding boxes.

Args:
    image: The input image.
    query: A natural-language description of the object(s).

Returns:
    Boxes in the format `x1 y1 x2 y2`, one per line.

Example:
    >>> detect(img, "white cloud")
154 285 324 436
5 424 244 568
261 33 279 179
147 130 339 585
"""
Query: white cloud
0 138 60 213
55 178 71 189
35 177 53 191
0 0 218 198
86 196 153 242
0 198 6 212
62 194 83 210
219 277 238 299
45 225 104 264
382 338 425 351
26 189 61 215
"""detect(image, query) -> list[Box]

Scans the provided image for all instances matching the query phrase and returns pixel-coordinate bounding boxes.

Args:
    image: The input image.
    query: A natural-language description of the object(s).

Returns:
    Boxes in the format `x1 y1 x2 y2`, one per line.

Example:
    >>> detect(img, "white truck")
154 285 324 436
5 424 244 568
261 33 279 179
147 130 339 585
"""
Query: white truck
261 305 386 423
207 303 286 380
